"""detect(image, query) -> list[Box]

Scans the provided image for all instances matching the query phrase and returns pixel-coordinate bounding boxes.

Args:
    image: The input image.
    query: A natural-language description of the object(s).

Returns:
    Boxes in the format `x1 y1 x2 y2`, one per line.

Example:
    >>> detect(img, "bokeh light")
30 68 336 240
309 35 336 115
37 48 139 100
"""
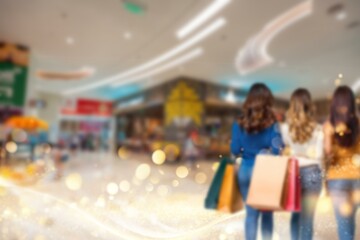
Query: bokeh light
172 180 179 187
119 180 131 192
95 196 106 208
317 197 332 213
339 202 353 217
135 164 151 180
176 166 189 178
157 185 169 197
195 172 207 184
117 147 129 159
212 162 219 171
65 173 82 191
5 141 17 153
152 149 166 165
352 154 360 167
106 182 119 195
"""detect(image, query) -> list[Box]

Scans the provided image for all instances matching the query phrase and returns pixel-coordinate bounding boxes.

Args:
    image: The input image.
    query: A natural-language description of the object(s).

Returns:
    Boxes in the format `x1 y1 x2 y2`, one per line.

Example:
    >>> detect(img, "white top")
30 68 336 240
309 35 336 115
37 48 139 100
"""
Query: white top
280 123 324 167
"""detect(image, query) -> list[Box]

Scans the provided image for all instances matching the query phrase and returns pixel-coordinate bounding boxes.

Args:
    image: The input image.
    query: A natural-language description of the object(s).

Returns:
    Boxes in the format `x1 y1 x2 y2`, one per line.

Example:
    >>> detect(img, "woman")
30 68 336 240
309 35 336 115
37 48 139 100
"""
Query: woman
231 83 283 240
280 89 323 240
323 86 360 240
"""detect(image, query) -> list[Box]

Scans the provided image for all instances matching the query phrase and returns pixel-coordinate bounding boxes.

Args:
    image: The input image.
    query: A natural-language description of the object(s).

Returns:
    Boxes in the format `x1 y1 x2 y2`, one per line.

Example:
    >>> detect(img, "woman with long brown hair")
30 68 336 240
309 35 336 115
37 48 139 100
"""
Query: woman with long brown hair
323 86 360 240
280 88 324 240
231 83 284 240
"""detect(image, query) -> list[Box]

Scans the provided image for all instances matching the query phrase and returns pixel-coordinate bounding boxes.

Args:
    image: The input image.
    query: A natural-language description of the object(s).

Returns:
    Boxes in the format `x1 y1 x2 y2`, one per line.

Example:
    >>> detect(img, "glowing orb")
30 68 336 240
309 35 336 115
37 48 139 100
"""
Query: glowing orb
135 164 151 180
157 185 169 196
152 150 166 165
176 166 189 178
5 141 17 153
195 172 207 184
172 180 179 187
65 173 82 191
117 147 128 159
119 180 131 192
106 182 119 195
212 162 219 171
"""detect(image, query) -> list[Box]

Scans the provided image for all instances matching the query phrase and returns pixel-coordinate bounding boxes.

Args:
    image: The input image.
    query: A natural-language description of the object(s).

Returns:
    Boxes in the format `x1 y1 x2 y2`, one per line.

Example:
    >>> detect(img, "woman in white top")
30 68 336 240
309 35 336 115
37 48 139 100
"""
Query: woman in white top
280 88 324 240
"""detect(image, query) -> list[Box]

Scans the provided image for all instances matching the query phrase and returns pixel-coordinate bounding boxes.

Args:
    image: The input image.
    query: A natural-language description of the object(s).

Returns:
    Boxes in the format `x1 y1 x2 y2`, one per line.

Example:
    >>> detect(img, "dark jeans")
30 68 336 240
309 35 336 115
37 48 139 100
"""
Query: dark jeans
327 179 360 240
291 165 322 240
238 161 273 240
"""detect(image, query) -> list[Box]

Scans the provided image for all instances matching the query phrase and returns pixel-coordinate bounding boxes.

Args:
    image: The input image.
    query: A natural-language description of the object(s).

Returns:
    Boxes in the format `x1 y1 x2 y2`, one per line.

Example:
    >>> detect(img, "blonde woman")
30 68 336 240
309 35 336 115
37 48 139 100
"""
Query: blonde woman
280 89 324 240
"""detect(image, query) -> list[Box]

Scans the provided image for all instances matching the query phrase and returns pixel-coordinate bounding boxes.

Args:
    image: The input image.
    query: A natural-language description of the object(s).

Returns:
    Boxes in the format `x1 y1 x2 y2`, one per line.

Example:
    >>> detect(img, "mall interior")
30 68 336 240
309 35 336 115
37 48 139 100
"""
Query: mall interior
0 0 359 239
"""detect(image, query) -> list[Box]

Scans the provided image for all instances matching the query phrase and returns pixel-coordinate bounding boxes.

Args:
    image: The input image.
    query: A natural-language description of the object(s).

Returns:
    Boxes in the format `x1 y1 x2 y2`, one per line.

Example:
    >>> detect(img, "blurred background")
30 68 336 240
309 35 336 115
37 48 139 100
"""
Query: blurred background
0 0 359 239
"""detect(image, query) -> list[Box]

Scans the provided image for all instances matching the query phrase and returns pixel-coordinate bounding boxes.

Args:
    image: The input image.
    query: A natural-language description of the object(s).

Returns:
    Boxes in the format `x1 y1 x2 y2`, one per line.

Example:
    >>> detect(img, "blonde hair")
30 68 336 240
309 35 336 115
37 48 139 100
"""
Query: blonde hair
286 89 316 143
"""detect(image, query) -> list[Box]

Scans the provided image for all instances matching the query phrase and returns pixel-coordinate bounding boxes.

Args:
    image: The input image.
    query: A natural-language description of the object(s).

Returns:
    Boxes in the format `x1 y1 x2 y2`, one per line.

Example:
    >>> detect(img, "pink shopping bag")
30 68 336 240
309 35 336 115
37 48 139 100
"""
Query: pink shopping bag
283 158 301 212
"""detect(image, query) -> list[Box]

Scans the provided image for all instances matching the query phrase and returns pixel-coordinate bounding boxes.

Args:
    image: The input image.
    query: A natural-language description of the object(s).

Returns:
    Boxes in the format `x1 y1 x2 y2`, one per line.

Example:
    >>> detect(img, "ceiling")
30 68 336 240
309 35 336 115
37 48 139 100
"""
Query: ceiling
0 0 359 100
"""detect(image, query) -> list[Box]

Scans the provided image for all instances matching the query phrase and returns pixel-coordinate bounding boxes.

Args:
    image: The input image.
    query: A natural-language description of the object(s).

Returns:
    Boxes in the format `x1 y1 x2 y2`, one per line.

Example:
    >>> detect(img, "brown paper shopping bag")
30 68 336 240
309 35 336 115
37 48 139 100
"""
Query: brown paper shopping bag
247 155 289 211
217 163 243 213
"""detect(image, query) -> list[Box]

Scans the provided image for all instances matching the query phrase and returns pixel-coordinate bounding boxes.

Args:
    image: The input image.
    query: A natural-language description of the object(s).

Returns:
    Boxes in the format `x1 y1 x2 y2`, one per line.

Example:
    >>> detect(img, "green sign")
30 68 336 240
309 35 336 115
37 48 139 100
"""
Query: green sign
0 61 28 107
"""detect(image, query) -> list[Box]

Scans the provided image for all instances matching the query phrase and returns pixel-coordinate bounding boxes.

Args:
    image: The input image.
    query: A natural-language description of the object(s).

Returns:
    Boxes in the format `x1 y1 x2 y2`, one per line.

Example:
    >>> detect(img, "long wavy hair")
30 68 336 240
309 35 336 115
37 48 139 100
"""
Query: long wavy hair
239 83 276 133
286 88 316 144
330 86 359 147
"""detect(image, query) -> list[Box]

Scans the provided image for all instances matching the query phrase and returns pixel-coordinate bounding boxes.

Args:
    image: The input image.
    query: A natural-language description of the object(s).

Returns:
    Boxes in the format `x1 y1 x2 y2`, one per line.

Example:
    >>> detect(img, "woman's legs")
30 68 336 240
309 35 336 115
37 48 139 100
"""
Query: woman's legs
238 162 273 240
328 180 357 240
291 166 321 240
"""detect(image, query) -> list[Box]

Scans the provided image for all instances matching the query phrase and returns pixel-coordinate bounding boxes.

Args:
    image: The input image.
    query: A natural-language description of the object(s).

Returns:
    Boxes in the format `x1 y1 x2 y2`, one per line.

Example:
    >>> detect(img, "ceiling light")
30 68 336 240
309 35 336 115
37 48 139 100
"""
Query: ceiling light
63 18 226 95
112 48 203 87
124 32 132 40
66 37 74 45
336 11 347 21
176 0 231 39
338 73 343 78
235 0 312 75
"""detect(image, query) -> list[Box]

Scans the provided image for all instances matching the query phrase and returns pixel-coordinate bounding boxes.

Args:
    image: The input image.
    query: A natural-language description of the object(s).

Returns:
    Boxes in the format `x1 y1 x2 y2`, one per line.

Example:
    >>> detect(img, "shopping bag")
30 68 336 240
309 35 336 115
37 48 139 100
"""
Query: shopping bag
247 155 289 211
283 158 301 211
204 158 228 209
217 163 243 213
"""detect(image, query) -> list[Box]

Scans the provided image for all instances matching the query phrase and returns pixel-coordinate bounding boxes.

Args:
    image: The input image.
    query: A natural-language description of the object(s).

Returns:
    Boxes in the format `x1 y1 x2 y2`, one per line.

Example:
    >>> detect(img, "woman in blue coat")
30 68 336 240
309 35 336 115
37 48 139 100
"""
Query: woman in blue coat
231 83 284 240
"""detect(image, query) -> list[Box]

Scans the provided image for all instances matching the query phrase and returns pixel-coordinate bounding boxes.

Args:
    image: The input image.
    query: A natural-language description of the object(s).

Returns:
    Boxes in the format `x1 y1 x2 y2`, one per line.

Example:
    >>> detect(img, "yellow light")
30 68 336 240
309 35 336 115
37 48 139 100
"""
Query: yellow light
172 180 179 187
119 180 131 192
145 183 154 192
352 155 360 167
195 172 207 184
152 150 166 165
95 196 106 208
212 162 219 171
150 176 160 184
340 202 352 217
106 182 119 195
317 197 332 213
117 147 128 159
176 166 189 178
80 197 90 206
34 235 46 240
5 141 17 153
65 173 82 191
157 185 169 196
135 164 151 180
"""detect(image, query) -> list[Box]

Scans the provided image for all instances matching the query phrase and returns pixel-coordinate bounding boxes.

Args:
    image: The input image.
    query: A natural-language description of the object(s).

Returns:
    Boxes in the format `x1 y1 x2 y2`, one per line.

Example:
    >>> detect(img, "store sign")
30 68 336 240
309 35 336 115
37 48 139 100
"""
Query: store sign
0 42 29 108
61 99 112 116
165 81 203 126
116 96 144 109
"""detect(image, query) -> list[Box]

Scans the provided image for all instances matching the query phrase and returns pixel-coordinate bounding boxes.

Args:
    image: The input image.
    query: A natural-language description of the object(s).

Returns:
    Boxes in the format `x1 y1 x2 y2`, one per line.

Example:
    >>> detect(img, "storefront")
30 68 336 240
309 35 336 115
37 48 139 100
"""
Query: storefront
114 77 250 160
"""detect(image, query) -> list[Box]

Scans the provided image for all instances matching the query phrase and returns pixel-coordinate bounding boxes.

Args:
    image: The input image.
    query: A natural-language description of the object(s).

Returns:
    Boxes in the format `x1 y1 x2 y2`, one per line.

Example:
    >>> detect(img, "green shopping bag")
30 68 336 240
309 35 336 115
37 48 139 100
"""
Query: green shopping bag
205 158 230 209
